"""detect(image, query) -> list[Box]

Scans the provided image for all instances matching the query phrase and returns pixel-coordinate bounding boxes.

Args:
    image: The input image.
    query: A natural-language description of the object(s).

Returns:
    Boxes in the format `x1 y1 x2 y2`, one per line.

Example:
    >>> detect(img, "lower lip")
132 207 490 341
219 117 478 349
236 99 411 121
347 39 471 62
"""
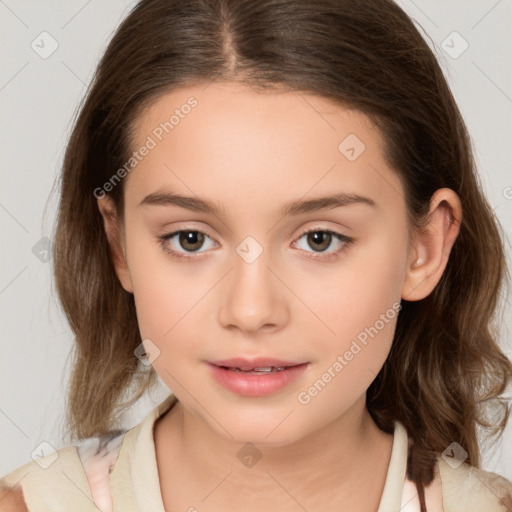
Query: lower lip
207 363 309 397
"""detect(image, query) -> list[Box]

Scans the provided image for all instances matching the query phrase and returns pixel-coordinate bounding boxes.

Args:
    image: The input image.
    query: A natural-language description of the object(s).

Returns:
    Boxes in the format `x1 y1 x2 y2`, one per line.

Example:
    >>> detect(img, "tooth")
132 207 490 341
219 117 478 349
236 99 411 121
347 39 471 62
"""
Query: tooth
227 365 290 373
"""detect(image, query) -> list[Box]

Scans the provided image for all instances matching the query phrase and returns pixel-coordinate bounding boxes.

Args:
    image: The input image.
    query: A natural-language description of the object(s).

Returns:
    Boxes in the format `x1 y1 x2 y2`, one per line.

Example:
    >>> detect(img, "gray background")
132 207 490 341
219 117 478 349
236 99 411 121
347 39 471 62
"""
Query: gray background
1 0 511 481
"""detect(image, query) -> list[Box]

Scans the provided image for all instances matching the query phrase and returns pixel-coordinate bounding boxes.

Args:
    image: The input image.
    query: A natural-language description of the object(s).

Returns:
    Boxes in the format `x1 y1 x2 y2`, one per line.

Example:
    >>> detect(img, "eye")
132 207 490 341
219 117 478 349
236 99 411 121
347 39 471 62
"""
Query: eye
293 228 354 262
158 229 217 261
157 227 354 263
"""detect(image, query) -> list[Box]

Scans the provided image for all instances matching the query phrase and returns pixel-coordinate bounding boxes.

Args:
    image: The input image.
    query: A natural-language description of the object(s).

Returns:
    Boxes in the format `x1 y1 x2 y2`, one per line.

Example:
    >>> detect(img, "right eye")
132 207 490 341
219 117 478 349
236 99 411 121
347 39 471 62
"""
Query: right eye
157 229 218 261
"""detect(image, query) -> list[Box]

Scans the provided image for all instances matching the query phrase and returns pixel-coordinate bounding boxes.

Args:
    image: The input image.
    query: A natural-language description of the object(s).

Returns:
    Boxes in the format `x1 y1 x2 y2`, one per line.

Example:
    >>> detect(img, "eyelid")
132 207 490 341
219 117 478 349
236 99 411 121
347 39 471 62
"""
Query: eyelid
158 222 218 244
293 221 352 237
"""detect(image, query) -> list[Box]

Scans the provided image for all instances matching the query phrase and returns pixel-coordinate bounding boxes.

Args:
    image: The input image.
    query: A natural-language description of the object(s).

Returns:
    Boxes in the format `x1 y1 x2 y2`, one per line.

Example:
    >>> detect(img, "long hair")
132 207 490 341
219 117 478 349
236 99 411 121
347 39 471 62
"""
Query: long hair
52 1 511 510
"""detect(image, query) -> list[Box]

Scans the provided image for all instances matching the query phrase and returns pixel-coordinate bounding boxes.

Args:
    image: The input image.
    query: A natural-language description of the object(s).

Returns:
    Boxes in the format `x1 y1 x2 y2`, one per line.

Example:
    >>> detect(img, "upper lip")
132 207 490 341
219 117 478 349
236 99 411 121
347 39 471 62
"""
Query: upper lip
208 358 306 370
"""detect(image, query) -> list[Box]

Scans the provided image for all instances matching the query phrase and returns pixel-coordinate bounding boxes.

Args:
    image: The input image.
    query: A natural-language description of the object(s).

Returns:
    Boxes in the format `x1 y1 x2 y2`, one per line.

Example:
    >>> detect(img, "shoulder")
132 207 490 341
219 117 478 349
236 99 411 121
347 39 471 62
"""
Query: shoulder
0 430 126 512
437 455 512 512
0 445 85 511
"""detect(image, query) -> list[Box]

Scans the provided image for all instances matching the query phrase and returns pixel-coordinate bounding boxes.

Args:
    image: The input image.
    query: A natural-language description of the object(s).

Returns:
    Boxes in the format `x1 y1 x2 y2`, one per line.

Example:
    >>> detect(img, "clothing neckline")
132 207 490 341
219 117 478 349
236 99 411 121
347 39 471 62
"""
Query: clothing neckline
109 393 409 512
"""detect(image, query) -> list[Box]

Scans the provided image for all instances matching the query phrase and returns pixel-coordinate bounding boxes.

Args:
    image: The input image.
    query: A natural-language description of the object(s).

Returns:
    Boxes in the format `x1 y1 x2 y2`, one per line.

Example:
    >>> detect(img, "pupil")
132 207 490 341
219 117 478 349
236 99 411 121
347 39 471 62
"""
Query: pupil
309 231 331 252
180 231 204 251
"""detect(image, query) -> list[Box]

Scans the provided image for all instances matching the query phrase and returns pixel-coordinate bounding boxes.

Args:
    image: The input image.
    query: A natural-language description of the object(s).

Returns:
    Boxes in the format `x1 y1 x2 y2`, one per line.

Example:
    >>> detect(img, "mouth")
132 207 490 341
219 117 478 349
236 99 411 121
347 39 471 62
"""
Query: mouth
209 357 305 372
221 365 295 374
207 358 309 396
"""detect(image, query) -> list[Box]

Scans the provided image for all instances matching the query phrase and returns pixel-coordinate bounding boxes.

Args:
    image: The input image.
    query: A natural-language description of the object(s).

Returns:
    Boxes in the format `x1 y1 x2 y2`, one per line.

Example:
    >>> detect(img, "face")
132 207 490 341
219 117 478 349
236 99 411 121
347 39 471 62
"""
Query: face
106 81 415 446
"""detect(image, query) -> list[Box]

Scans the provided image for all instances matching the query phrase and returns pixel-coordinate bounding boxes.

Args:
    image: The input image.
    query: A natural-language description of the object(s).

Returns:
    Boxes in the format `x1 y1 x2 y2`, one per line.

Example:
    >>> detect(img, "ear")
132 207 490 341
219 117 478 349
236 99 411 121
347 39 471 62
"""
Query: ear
97 196 134 293
401 188 462 301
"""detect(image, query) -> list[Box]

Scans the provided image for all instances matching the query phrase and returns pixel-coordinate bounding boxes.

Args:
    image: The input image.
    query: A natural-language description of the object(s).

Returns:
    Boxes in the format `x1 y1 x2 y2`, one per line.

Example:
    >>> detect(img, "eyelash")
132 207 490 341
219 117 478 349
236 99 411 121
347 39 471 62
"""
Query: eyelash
157 227 354 263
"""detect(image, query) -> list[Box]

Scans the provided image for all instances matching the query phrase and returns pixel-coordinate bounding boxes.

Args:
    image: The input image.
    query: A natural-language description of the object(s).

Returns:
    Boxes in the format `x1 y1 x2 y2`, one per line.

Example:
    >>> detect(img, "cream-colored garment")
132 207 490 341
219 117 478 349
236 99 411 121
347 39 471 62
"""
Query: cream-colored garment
1 393 511 511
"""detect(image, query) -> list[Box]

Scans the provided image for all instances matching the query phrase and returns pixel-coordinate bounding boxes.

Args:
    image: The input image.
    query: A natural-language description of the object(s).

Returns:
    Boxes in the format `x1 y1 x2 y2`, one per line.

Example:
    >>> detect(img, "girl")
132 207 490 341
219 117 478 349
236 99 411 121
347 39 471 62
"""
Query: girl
1 0 511 511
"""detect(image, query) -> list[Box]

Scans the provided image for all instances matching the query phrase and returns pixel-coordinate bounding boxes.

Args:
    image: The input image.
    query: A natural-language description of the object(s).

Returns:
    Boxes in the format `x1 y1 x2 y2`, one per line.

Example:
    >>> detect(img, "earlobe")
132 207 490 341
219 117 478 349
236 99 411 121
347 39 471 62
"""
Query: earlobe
97 196 134 293
401 188 462 301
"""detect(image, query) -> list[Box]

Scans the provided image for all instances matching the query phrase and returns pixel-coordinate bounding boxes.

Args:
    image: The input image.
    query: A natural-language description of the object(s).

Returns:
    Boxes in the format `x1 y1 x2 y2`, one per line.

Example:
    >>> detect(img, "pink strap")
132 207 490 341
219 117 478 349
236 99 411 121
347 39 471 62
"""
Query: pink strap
77 431 126 512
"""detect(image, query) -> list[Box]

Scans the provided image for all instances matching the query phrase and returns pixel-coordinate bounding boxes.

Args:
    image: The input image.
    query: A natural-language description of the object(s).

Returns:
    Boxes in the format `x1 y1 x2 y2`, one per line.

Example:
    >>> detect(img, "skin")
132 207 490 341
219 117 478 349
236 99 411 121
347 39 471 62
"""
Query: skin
98 81 461 512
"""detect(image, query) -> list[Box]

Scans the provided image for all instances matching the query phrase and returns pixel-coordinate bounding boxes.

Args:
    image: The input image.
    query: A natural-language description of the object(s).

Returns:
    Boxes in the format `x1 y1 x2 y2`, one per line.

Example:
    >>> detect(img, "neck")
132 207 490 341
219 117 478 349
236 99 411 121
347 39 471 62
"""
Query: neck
154 396 394 511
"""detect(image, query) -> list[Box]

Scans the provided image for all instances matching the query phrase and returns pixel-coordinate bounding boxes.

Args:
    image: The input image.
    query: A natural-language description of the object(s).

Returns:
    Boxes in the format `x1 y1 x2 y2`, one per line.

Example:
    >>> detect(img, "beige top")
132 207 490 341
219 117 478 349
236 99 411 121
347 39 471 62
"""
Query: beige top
1 393 511 511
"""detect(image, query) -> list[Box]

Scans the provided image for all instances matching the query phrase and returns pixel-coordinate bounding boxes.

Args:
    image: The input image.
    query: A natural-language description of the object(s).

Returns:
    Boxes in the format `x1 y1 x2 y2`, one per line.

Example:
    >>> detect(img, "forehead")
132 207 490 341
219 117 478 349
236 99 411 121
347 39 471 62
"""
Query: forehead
124 81 405 214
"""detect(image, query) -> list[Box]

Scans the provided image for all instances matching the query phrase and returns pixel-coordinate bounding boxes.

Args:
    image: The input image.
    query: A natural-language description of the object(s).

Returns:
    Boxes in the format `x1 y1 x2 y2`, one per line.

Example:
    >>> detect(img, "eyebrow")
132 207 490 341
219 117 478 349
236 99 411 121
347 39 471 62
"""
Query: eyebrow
138 190 376 217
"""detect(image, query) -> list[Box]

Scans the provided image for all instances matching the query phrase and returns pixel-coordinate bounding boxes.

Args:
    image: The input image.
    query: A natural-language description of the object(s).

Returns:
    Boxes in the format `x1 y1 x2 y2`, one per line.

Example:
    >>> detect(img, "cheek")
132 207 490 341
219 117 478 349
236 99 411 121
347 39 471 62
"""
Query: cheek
123 226 204 350
130 268 206 347
292 228 406 403
130 267 210 382
298 227 407 350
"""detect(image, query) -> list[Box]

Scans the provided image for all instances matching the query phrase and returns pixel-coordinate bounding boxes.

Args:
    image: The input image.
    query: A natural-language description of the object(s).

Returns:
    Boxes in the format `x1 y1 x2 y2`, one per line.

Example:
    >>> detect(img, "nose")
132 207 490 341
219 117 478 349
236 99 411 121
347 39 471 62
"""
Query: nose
217 246 289 335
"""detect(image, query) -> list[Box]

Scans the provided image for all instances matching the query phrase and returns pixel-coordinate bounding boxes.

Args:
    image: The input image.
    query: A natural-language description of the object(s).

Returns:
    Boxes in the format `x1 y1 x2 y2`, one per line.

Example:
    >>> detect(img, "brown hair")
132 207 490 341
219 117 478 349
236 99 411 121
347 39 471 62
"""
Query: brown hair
52 1 511 510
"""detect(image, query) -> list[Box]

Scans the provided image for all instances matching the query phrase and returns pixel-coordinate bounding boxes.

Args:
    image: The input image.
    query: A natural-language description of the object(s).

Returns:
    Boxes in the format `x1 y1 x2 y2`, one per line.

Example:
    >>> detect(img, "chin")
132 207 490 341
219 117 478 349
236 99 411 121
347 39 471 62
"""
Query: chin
209 409 309 448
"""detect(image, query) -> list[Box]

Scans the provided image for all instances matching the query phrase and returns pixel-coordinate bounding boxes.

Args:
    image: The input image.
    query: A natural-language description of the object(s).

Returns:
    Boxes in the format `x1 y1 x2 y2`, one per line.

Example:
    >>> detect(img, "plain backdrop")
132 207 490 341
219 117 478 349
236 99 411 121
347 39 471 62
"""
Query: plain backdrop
1 0 511 480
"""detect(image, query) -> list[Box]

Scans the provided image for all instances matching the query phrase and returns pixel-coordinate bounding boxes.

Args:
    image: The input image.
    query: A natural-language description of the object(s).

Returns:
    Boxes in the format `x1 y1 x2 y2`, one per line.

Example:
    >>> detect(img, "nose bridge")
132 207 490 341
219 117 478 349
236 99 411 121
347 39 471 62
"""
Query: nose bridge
218 235 287 332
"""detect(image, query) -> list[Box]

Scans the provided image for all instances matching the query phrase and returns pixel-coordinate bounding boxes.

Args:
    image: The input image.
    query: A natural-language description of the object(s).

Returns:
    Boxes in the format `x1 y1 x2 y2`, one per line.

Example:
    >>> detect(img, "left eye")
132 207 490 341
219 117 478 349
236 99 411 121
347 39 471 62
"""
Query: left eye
293 229 353 260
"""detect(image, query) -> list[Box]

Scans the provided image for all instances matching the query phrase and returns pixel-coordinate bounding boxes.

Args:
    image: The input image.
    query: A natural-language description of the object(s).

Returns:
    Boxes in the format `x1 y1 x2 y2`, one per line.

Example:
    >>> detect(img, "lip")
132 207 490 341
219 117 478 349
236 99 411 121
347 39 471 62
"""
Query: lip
207 358 309 397
209 357 304 371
